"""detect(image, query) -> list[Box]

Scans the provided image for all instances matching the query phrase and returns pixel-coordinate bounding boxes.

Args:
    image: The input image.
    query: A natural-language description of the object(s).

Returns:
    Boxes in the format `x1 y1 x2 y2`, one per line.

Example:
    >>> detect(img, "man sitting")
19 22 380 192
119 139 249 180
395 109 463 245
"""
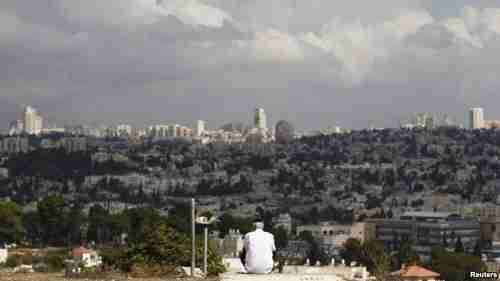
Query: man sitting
241 220 276 274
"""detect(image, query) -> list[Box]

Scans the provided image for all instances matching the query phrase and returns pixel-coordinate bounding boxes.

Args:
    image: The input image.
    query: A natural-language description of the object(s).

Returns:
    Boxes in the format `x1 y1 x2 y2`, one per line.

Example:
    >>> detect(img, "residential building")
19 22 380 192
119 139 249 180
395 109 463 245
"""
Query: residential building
275 120 295 144
484 120 500 129
296 222 353 247
8 120 24 135
469 107 484 129
479 206 500 245
60 137 87 152
254 107 267 130
0 136 30 154
24 106 43 135
116 124 132 137
273 213 292 234
366 211 480 260
350 222 374 243
72 247 102 268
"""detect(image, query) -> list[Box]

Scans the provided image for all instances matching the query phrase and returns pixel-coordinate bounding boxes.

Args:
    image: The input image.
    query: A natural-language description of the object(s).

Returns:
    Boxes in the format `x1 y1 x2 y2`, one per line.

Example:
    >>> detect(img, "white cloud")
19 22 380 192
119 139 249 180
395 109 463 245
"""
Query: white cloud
57 0 231 28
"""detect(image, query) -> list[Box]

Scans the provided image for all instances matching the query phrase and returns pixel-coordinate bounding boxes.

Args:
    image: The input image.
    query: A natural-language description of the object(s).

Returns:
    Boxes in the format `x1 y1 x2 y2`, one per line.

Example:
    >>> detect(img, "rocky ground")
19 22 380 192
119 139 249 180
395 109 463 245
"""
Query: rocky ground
0 272 220 281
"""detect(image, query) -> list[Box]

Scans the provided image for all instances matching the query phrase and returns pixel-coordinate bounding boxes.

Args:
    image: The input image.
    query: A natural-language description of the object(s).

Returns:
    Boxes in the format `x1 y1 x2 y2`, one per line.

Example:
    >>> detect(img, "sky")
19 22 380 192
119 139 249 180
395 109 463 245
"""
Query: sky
1 0 500 131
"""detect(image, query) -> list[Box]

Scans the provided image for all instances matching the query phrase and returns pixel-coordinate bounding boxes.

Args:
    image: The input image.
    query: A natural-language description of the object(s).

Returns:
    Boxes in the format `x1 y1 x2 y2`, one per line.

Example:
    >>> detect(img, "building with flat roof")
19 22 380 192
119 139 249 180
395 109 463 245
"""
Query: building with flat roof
366 211 480 261
469 107 484 129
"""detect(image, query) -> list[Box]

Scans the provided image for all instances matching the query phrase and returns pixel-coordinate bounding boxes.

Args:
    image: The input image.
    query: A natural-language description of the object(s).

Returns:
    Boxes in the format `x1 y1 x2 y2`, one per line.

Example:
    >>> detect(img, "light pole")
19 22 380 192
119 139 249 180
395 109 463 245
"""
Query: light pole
191 198 196 277
196 215 216 274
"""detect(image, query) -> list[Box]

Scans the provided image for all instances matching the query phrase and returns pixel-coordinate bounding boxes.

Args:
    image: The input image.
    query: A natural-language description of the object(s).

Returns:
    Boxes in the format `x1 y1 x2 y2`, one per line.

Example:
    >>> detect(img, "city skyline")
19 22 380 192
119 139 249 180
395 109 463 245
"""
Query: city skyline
1 1 500 130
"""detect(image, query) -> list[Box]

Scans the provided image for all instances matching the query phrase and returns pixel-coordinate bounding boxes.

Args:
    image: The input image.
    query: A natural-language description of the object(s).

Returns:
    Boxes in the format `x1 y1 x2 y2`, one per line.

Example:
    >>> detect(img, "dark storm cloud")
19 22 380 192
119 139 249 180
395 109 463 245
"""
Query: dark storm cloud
1 0 500 130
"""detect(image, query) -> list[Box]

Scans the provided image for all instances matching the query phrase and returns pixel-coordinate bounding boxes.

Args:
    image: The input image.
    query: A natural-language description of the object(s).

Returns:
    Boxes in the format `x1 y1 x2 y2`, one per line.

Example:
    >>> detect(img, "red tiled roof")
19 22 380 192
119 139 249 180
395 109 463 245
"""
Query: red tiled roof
72 246 93 258
392 265 440 278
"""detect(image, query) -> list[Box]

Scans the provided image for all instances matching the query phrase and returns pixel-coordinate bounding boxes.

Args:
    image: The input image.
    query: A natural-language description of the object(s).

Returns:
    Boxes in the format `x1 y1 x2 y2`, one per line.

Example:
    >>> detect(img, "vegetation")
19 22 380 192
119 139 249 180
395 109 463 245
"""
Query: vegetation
430 247 487 281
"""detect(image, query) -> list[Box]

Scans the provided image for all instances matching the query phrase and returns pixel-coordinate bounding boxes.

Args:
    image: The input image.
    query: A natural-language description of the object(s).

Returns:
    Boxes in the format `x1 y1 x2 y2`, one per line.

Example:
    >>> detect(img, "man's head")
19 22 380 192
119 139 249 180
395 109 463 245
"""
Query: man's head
254 222 264 230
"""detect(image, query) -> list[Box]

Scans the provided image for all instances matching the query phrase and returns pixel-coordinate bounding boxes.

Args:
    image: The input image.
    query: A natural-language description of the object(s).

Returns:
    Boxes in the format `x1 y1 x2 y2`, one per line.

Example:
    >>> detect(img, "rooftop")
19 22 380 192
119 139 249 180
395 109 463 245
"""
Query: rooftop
391 265 440 278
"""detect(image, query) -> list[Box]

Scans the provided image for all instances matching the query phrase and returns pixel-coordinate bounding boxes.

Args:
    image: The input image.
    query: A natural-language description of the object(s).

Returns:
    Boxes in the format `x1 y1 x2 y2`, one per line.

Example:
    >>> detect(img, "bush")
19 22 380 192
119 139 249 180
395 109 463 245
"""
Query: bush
100 246 127 270
45 249 69 272
5 254 21 268
124 223 226 276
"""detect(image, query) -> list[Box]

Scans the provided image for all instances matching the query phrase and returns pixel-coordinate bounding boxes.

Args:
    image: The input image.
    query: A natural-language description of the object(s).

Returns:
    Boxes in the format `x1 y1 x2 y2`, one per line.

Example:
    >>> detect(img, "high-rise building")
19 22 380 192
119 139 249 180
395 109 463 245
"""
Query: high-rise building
254 108 267 130
196 120 206 137
116 124 132 137
23 106 43 135
275 120 295 144
8 120 24 135
469 107 484 129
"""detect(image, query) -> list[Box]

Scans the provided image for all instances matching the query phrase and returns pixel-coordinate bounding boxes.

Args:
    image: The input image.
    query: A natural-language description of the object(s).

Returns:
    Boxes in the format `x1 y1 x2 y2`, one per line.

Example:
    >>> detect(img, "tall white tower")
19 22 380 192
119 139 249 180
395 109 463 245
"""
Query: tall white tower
254 108 267 130
24 106 43 135
469 107 484 129
196 120 206 137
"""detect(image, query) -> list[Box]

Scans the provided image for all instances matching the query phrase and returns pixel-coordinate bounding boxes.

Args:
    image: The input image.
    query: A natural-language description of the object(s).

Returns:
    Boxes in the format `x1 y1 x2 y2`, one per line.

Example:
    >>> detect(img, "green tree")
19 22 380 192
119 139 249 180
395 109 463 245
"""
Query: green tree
341 238 363 265
38 195 66 246
394 242 420 269
125 223 225 275
0 201 24 243
431 247 487 281
272 226 289 250
455 236 465 253
360 240 392 279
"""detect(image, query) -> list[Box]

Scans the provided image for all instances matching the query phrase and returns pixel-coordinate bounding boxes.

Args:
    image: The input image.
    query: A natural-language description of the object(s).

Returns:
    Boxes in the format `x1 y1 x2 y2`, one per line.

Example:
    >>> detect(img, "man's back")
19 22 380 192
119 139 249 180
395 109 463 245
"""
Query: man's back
244 229 276 274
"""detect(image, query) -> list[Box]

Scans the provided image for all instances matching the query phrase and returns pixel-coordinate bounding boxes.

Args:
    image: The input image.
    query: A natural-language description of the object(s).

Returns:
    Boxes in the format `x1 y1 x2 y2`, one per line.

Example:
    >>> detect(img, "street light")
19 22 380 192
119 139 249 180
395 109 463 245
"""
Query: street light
196 215 216 274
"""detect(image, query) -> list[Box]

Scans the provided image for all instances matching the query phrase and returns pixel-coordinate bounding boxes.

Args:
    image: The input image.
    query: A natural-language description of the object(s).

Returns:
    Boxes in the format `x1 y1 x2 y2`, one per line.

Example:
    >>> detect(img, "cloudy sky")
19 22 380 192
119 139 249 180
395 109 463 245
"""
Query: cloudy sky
2 0 500 131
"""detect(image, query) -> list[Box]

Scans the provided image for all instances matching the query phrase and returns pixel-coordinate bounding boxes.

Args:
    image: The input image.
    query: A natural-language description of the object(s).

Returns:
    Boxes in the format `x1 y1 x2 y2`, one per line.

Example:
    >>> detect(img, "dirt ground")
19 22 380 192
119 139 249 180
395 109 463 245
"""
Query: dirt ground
0 272 220 281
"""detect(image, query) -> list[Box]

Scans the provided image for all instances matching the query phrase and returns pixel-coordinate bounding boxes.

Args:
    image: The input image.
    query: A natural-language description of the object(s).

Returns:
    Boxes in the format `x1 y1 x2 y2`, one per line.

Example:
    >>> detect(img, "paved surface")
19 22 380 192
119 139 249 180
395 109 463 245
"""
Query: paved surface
221 273 346 281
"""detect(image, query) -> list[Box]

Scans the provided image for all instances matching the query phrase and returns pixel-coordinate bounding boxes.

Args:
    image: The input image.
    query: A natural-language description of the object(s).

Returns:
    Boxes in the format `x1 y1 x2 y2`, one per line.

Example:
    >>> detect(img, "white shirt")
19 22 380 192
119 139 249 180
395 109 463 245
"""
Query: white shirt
244 229 276 274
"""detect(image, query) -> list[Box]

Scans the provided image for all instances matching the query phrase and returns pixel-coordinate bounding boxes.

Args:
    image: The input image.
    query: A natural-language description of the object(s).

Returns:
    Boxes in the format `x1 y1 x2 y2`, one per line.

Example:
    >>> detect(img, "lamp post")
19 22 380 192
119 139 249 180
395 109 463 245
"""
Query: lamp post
191 198 196 277
196 215 216 274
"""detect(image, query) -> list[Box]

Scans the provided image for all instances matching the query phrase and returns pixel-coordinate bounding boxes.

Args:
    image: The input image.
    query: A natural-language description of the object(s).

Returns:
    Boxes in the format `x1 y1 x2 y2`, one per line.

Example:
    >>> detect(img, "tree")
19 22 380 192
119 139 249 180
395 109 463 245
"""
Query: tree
0 201 24 244
341 238 363 264
394 241 420 269
124 223 225 275
272 226 289 250
431 247 487 281
38 195 67 246
360 240 391 279
455 236 465 253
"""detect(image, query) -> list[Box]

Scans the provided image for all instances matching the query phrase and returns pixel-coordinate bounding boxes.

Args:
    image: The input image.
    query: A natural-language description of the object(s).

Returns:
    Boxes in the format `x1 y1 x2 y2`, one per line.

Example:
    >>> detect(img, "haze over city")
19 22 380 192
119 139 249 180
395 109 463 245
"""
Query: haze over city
2 0 500 130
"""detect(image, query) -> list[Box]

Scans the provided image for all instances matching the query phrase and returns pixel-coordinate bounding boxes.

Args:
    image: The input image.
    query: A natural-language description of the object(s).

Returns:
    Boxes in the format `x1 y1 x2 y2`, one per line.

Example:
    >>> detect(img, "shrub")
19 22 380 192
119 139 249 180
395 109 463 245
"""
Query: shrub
124 223 226 276
5 254 21 268
45 249 69 272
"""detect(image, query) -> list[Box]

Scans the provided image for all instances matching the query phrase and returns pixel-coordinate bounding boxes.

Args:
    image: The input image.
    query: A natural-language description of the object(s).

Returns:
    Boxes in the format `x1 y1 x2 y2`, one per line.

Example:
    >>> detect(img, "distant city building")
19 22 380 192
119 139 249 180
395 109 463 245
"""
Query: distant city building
484 120 500 129
442 114 454 127
254 108 267 130
275 120 295 144
469 107 484 129
414 113 435 129
296 222 352 246
24 106 43 135
272 213 292 234
196 120 206 137
60 137 87 153
41 127 66 134
8 120 24 135
116 124 132 137
0 136 30 154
